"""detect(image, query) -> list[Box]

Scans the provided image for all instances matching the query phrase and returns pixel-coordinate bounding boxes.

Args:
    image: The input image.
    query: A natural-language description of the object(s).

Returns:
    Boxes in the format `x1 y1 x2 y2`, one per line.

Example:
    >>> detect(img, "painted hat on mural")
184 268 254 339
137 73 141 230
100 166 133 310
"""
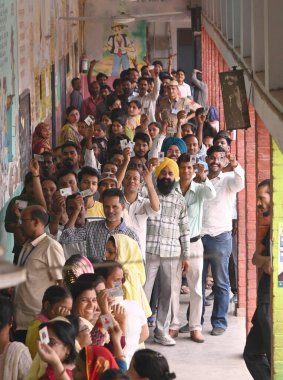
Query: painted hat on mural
111 21 128 29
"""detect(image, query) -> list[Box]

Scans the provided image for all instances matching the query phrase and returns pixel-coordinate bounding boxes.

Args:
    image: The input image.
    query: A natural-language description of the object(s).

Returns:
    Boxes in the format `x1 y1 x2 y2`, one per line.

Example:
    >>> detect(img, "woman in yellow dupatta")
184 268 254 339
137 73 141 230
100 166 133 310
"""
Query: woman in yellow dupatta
104 234 151 318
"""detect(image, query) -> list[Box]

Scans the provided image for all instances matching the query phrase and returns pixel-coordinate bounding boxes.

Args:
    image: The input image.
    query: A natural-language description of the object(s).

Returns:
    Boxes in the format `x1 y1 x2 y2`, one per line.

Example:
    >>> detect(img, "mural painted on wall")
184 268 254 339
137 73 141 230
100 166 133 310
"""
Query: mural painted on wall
0 0 19 209
93 21 146 77
19 90 32 182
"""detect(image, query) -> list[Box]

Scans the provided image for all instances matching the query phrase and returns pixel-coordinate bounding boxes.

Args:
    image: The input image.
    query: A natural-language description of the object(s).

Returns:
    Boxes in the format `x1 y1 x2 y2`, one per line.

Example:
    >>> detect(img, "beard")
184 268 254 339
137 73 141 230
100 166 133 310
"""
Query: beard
157 178 175 195
63 159 75 170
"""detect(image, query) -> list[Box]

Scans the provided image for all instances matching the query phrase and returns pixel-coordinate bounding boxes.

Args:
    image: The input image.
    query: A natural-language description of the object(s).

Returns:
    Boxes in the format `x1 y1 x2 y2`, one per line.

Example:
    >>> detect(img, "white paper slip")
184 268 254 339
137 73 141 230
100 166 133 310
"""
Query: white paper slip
60 187 73 197
39 326 50 344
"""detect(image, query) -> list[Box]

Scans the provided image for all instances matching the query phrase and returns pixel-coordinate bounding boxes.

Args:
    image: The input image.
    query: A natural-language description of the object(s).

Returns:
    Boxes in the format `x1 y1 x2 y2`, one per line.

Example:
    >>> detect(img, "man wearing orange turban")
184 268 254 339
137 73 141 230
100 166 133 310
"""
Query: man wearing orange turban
155 157 179 180
144 157 191 346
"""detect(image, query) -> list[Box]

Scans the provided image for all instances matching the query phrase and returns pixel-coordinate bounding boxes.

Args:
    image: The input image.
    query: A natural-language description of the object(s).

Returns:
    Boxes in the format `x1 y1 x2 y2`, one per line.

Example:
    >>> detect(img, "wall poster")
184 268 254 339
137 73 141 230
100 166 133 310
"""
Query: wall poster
0 0 19 209
19 90 32 182
93 20 147 78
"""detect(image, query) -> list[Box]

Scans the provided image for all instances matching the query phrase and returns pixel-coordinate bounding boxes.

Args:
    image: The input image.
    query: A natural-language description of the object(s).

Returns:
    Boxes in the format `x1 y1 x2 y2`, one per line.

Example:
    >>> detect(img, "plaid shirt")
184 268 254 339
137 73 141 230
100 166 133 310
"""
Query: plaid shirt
60 219 140 261
146 191 190 258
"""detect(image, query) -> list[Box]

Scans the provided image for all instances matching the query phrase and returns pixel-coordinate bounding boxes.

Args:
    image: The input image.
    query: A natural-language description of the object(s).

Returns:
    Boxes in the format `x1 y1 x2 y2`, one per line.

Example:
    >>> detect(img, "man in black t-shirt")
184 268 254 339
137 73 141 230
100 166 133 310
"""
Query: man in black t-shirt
244 179 271 380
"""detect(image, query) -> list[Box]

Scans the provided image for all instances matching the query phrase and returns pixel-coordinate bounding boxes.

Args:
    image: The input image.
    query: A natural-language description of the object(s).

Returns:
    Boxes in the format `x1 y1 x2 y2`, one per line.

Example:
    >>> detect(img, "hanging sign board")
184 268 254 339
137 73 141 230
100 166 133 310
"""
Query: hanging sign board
219 69 251 130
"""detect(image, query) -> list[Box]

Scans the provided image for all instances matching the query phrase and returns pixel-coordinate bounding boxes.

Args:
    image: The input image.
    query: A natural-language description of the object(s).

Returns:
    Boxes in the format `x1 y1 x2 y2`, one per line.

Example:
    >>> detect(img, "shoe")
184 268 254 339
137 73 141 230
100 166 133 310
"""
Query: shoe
190 330 205 343
154 334 176 346
206 291 214 300
169 329 179 338
179 323 190 333
211 327 226 336
230 294 238 303
205 300 212 307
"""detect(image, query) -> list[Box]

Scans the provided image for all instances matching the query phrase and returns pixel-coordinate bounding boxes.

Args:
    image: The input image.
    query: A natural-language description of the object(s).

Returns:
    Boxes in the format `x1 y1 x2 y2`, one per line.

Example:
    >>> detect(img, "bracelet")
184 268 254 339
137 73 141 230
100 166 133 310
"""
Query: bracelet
32 175 40 177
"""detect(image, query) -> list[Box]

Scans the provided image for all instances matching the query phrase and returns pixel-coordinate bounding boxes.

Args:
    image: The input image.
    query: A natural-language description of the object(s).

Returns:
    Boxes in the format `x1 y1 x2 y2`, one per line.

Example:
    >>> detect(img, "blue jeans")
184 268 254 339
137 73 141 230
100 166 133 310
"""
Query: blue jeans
202 232 232 329
112 53 130 76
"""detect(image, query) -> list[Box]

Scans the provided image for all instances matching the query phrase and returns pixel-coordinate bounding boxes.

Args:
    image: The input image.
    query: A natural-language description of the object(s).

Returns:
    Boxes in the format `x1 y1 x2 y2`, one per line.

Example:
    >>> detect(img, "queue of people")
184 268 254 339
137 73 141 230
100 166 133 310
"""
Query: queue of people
0 55 270 380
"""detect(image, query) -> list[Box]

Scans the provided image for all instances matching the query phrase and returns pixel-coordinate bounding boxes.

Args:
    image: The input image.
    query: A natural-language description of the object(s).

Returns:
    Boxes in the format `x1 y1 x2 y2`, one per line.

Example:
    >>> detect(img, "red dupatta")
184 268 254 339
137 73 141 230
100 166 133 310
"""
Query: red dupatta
85 346 118 380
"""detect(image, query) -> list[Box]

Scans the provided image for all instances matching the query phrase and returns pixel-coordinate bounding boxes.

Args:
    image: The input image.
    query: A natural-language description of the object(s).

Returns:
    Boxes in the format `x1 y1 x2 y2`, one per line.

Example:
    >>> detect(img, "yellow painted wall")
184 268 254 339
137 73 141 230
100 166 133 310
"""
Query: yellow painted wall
272 139 283 379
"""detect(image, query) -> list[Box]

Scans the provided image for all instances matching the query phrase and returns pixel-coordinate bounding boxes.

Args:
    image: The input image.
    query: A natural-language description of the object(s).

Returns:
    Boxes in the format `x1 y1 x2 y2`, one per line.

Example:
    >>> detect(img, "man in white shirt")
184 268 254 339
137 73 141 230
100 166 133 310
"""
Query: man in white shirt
14 205 65 343
132 69 161 123
122 165 160 260
202 145 245 336
176 69 192 98
176 153 216 342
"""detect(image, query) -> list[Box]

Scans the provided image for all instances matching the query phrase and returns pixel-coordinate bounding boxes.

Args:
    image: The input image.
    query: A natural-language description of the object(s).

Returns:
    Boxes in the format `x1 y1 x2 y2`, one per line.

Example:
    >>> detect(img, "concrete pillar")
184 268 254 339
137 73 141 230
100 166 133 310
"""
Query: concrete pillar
251 0 265 75
240 0 251 58
232 0 240 48
244 106 257 331
220 0 227 37
264 0 283 90
226 0 233 42
271 140 283 379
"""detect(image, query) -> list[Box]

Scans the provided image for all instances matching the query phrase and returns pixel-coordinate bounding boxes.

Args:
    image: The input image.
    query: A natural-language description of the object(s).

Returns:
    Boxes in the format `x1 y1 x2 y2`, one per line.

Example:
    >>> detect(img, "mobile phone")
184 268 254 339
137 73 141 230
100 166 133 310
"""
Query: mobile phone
190 155 198 165
158 152 164 162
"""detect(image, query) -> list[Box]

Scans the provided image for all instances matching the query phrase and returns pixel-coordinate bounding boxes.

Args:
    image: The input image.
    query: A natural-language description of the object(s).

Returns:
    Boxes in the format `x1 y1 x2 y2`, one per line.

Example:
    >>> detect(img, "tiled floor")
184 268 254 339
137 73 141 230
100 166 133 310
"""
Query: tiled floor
146 293 252 380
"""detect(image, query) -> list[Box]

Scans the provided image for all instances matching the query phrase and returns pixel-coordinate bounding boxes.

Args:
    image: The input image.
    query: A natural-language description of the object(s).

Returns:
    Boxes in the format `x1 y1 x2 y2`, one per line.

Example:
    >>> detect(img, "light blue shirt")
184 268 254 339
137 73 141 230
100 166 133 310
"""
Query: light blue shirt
175 178 216 238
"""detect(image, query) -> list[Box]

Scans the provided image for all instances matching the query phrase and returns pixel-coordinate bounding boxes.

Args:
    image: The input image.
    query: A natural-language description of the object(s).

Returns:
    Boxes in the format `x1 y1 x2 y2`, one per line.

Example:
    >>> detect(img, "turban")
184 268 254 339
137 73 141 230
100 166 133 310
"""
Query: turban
161 137 187 155
155 157 179 179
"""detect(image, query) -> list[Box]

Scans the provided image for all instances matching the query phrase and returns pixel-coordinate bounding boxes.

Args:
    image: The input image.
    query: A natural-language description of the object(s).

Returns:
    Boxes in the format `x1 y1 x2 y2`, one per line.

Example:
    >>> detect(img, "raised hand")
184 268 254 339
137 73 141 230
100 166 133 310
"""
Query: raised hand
29 158 40 177
195 163 207 182
142 163 154 185
226 153 238 168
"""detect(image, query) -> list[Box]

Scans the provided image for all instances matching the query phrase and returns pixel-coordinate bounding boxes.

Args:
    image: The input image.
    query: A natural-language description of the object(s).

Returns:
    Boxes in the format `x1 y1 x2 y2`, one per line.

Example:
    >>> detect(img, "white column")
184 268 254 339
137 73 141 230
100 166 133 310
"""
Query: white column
251 0 265 75
240 0 251 58
264 0 283 90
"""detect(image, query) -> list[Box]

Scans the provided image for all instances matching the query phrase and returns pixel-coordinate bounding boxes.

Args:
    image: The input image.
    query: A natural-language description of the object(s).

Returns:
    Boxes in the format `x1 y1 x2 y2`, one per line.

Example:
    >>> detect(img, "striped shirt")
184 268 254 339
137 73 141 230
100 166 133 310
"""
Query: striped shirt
60 219 140 261
146 191 190 258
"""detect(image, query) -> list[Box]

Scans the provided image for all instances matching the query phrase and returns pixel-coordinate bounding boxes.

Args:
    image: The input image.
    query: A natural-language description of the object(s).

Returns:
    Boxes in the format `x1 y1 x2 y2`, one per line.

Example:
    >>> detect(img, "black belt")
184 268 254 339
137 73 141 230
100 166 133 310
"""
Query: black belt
190 235 201 243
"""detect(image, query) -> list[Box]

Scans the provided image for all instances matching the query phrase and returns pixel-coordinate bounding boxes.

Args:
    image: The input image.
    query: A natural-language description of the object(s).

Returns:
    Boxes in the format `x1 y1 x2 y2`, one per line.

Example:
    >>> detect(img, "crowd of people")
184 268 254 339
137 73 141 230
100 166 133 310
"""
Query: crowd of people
0 54 271 380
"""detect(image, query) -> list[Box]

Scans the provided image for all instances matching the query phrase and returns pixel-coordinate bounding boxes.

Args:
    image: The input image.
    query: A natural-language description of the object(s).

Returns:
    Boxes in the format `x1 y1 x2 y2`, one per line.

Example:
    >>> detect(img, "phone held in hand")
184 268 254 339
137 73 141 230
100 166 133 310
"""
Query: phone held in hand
158 152 165 162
